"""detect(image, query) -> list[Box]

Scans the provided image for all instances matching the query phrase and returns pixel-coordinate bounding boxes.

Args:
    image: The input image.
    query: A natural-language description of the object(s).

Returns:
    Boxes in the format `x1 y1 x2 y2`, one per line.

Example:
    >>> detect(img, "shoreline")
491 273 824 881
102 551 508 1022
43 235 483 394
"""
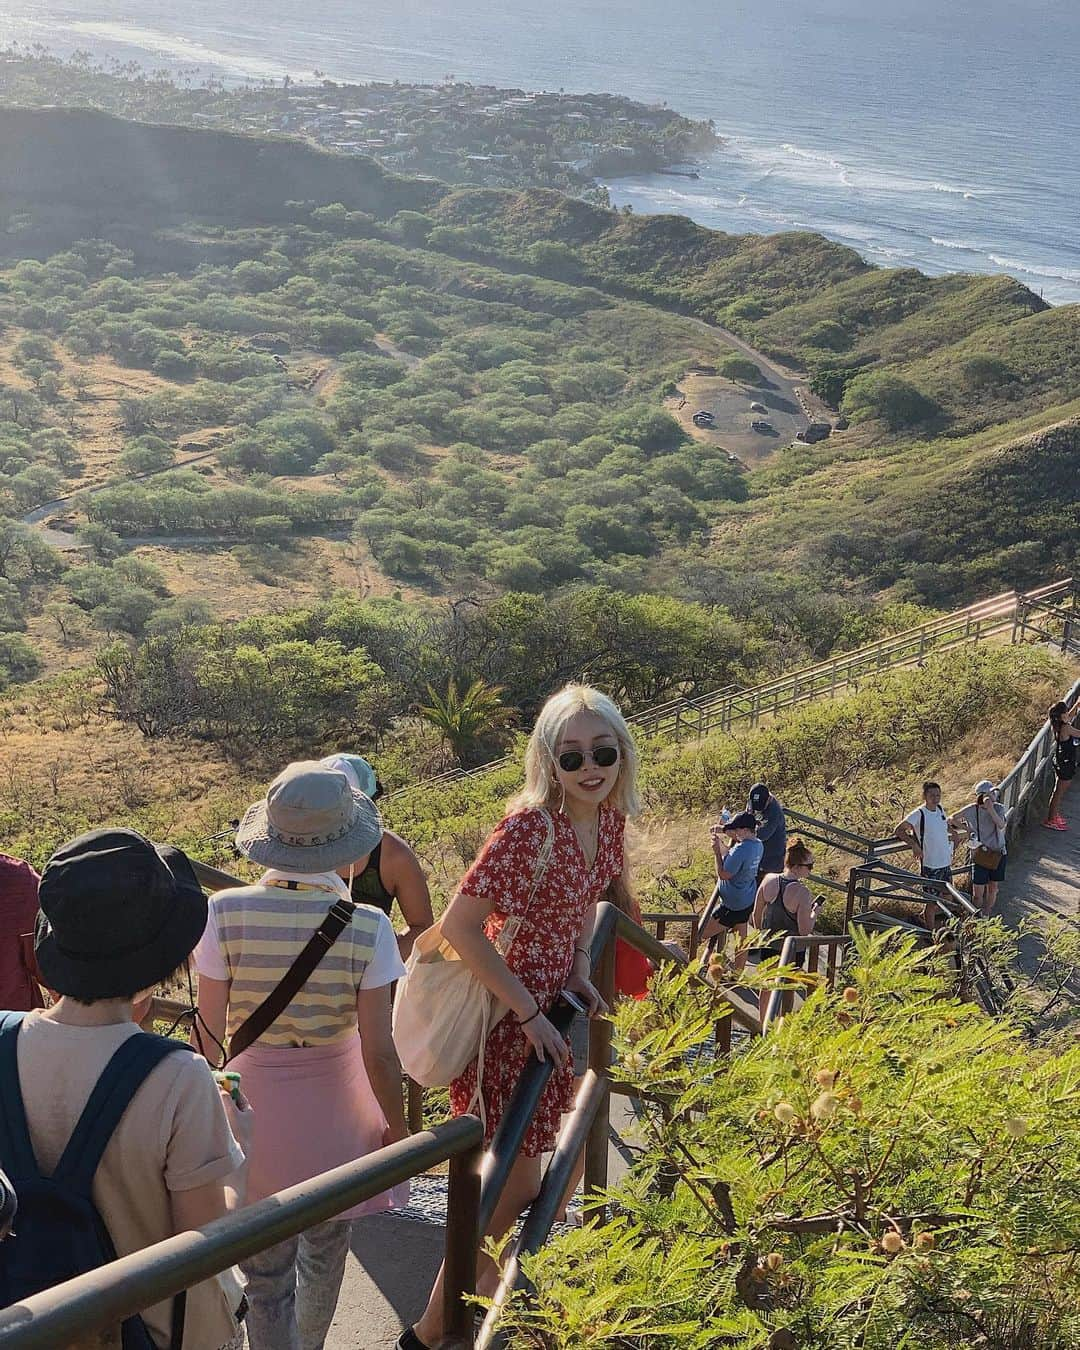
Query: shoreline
603 163 1076 307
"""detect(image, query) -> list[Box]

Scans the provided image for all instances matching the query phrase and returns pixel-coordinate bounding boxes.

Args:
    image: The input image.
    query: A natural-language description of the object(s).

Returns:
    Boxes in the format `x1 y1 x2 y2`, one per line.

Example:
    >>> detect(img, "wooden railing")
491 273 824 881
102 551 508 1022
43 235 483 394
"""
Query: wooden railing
1012 584 1080 654
761 934 851 1032
388 579 1073 804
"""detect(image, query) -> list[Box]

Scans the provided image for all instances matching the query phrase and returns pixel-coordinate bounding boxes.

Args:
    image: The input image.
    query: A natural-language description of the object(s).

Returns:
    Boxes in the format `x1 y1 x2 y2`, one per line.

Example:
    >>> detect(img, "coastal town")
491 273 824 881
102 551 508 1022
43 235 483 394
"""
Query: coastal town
0 50 721 195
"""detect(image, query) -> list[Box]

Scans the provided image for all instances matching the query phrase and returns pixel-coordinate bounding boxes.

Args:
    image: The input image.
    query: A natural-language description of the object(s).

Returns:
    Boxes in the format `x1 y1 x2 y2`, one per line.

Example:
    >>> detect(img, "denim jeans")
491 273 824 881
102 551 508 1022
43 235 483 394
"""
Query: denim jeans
240 1219 351 1350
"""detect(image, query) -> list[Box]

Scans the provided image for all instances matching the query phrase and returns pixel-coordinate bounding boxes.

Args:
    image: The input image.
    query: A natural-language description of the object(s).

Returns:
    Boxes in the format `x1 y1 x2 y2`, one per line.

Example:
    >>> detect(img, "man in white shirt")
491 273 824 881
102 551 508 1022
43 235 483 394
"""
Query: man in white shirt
895 780 962 928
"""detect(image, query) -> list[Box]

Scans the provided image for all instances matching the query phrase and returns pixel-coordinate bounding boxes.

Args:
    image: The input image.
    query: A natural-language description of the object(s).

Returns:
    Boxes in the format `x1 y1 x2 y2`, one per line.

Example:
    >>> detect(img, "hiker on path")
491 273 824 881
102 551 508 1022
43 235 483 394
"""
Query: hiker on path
401 684 637 1350
0 852 45 1012
748 782 786 883
752 838 820 1027
700 811 764 971
1 829 249 1350
951 780 1008 916
1044 698 1080 830
895 781 962 928
193 762 408 1350
322 753 434 959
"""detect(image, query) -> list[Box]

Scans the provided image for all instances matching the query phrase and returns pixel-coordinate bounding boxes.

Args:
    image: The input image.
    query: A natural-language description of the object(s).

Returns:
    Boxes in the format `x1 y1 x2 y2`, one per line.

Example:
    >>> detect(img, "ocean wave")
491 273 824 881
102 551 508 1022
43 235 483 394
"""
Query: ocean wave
64 21 316 81
988 254 1080 284
740 139 988 202
931 237 985 252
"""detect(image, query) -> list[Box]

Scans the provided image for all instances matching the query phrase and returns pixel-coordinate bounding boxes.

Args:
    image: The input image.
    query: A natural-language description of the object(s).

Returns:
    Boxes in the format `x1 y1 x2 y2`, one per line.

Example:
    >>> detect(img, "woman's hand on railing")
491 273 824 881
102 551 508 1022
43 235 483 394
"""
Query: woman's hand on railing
521 1011 570 1067
564 970 608 1018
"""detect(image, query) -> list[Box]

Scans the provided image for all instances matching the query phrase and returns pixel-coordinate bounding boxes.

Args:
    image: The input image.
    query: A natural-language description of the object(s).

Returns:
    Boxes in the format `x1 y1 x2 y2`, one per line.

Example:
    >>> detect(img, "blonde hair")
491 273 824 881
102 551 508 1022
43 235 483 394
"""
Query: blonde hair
509 683 641 819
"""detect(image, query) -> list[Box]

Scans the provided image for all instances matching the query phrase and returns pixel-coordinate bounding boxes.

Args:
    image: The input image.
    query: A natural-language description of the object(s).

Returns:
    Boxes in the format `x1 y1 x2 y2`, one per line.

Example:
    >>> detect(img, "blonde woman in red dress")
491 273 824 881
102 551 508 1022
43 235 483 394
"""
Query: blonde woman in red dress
400 683 640 1350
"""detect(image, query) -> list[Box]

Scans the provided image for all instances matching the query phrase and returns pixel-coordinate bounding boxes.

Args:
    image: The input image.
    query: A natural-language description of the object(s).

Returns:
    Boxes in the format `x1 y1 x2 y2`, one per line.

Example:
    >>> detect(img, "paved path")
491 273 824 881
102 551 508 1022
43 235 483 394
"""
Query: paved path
325 1093 643 1349
999 788 1079 974
20 449 219 549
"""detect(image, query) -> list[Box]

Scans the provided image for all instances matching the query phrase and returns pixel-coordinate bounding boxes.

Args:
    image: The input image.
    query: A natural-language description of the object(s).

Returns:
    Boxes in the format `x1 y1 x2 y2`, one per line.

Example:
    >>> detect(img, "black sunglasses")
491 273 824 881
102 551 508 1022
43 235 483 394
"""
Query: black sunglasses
557 745 620 772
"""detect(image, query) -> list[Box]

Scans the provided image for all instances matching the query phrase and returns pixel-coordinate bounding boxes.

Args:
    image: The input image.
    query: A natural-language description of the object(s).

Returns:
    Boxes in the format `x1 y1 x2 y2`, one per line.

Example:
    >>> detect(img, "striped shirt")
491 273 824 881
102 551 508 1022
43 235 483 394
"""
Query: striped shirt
193 870 404 1047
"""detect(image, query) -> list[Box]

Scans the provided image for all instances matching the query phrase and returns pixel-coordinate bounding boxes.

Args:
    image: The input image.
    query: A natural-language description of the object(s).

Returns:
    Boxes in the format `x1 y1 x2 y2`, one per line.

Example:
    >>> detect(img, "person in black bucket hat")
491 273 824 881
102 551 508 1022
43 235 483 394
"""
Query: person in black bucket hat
2 826 249 1350
35 828 209 1001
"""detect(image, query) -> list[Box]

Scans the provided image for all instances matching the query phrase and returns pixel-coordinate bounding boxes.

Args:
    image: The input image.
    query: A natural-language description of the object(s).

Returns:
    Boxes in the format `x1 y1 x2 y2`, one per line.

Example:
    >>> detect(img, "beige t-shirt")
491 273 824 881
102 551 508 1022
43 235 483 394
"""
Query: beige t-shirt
15 1012 244 1350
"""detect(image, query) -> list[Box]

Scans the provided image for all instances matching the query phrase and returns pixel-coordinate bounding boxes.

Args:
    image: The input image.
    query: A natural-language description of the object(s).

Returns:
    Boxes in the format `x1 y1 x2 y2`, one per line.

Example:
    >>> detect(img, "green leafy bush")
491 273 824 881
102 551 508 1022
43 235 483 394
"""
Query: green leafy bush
501 935 1080 1348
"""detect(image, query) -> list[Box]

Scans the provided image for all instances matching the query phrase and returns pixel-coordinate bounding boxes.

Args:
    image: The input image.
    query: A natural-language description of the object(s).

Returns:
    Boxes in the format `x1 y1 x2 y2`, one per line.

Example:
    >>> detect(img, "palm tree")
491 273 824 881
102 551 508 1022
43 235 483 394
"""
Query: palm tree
417 678 516 766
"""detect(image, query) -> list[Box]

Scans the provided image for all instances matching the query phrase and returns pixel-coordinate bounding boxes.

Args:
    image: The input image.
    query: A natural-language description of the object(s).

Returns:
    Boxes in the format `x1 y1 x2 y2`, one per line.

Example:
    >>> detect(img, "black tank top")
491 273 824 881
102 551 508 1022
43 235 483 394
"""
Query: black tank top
348 841 394 916
1055 726 1077 776
763 876 800 937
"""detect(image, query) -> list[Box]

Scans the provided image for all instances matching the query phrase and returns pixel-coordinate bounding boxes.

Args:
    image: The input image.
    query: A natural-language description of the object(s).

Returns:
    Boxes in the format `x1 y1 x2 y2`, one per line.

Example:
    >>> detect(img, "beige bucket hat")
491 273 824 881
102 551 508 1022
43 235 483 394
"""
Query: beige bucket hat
235 761 382 872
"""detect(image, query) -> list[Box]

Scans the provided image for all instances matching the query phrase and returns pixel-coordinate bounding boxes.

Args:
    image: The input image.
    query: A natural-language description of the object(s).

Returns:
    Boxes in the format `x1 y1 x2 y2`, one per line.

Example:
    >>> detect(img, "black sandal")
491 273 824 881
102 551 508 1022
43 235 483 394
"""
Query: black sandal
396 1328 432 1350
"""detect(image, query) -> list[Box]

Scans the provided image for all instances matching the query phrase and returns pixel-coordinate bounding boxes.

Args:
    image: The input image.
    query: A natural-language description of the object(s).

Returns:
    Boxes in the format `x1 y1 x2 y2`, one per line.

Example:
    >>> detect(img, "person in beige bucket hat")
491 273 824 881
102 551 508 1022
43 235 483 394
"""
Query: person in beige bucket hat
235 760 382 872
192 762 407 1349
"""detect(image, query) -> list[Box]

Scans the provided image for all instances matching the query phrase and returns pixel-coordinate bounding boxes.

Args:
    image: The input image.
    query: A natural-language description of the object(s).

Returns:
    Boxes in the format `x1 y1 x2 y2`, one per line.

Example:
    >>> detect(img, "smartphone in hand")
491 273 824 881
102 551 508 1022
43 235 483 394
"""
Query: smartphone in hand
560 988 589 1015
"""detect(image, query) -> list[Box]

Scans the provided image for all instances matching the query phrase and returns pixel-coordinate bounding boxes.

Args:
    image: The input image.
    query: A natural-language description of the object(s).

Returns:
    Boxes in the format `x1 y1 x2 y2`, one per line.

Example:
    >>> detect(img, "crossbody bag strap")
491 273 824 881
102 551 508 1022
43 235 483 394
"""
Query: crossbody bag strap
226 895 358 1063
493 808 556 959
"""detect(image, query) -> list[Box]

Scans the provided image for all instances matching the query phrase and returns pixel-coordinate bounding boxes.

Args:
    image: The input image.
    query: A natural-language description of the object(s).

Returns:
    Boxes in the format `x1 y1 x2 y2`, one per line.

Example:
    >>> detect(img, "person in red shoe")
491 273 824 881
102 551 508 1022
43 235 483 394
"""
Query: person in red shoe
0 853 45 1012
1044 699 1080 830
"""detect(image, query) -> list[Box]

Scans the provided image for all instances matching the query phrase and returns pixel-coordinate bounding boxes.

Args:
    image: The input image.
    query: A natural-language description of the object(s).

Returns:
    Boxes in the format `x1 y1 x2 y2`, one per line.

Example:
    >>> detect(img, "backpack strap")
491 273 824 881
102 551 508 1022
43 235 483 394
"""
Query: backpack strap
53 1034 191 1193
0 1012 37 1177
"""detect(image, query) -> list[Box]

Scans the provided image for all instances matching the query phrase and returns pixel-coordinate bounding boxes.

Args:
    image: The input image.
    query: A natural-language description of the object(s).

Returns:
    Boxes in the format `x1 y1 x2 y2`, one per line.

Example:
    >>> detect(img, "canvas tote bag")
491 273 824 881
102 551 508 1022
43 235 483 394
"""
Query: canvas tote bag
392 810 555 1089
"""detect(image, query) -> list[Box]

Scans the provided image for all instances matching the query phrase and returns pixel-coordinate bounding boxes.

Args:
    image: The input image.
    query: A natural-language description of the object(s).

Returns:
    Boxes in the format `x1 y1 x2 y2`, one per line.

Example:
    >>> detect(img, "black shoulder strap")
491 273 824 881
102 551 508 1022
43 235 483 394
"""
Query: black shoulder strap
916 807 925 846
0 1013 36 1178
54 1034 190 1193
226 894 357 1063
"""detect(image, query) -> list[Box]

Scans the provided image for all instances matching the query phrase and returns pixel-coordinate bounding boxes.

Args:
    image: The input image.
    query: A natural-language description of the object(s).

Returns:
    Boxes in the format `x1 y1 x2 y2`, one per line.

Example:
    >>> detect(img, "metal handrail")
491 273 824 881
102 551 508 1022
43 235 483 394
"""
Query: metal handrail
997 674 1080 841
0 1120 484 1350
475 902 688 1347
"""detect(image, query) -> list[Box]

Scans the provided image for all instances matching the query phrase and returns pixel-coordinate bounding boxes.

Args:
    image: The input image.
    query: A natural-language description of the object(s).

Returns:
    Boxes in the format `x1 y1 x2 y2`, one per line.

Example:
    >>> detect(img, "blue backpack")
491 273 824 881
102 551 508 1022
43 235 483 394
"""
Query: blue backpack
0 1012 189 1348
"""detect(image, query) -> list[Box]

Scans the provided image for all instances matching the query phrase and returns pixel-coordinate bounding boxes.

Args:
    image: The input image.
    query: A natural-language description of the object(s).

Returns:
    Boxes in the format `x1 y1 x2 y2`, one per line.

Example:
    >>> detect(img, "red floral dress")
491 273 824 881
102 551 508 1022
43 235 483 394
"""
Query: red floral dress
450 805 625 1154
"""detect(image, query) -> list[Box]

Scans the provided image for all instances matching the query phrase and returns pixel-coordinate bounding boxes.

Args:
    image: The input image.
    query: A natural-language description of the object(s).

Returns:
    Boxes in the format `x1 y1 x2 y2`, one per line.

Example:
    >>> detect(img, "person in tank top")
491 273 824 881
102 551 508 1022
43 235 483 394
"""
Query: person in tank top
321 754 434 959
1044 699 1080 831
752 839 819 1029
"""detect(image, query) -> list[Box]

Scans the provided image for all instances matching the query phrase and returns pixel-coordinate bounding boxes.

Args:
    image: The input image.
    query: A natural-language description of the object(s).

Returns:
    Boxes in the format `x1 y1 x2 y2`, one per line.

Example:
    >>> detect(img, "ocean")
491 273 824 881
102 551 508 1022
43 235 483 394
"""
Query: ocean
3 0 1079 302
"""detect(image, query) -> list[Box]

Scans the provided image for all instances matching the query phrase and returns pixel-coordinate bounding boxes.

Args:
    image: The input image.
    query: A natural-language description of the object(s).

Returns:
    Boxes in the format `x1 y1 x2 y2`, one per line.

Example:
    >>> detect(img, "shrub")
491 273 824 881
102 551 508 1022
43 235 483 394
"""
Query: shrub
719 354 763 383
501 935 1080 1349
842 371 940 431
0 633 43 688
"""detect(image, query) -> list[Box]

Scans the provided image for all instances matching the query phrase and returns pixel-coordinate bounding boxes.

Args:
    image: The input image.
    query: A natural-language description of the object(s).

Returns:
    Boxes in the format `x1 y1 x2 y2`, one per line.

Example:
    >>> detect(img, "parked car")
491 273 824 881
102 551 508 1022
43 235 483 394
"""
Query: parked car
750 401 767 413
692 409 716 427
750 419 772 432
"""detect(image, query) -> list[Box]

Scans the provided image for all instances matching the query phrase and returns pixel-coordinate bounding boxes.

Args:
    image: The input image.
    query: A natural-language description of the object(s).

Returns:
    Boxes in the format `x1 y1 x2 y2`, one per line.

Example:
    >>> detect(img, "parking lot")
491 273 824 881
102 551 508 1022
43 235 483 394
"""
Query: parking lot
668 371 809 464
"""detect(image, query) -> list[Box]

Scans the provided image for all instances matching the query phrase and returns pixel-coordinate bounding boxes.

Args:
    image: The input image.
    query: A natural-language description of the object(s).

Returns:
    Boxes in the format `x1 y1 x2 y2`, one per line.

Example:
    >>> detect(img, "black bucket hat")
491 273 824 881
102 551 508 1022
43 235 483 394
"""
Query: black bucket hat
35 828 208 1001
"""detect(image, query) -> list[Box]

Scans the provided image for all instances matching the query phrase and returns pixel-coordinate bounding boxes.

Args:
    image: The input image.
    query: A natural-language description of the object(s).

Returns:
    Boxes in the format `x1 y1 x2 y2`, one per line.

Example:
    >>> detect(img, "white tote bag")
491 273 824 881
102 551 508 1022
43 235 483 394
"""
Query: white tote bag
392 811 554 1089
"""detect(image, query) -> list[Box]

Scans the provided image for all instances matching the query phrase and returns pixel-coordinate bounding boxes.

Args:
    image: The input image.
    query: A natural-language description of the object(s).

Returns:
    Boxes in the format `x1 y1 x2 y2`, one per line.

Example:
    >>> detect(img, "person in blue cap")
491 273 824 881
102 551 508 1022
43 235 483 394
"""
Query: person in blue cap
748 782 786 884
321 754 433 959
